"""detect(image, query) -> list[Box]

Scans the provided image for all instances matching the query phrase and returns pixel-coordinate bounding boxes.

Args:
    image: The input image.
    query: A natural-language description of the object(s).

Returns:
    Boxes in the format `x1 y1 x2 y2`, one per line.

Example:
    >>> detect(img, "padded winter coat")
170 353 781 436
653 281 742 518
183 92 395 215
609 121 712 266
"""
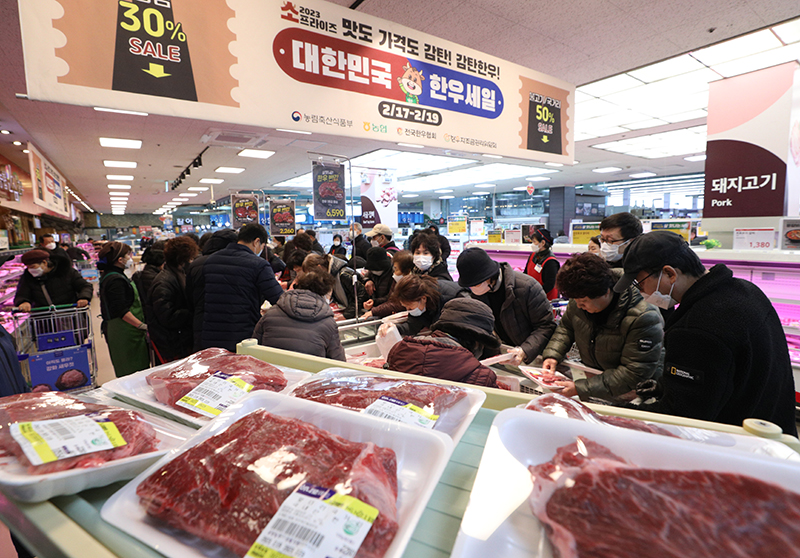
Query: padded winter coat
14 259 92 309
253 289 346 361
147 264 193 363
542 285 664 400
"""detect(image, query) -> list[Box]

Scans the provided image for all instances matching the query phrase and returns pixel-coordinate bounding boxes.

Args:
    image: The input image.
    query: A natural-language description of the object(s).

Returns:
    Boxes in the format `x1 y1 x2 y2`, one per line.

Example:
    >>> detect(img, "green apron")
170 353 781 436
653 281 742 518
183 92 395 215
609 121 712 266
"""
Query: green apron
105 280 150 377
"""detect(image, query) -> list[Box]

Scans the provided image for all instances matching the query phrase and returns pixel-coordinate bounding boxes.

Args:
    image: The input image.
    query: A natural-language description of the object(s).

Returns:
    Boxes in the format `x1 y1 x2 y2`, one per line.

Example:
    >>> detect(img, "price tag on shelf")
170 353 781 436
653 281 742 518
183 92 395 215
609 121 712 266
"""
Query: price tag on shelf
10 415 127 465
733 228 776 251
176 371 254 418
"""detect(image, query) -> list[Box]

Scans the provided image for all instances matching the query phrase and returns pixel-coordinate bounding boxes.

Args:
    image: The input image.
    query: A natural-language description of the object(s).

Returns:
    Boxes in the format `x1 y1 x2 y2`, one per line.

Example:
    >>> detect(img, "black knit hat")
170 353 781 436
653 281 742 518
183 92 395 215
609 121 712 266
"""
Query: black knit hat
432 298 500 348
365 246 392 272
456 247 500 287
534 228 553 245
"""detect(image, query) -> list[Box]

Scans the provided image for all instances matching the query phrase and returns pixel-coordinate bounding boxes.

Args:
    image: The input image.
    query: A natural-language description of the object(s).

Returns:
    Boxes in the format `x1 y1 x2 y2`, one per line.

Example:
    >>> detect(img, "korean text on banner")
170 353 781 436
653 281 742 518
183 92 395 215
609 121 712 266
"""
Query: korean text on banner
651 221 691 241
447 218 466 235
230 194 259 229
360 169 397 228
571 223 600 245
312 162 346 221
27 143 69 217
270 200 296 236
18 0 574 163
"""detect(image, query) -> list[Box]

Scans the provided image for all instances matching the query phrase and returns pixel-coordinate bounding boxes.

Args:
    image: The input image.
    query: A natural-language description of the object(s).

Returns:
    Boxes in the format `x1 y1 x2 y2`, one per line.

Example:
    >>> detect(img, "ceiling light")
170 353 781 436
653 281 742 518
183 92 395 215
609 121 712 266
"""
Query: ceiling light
179 193 198 197
172 197 186 202
711 43 800 78
188 187 210 191
684 154 707 162
527 176 551 182
434 189 454 193
439 195 455 199
215 167 245 174
593 167 622 173
99 137 142 149
627 54 706 83
238 149 276 159
0 130 10 135
482 154 503 159
108 184 132 189
544 162 563 167
690 29 782 66
397 143 424 148
12 141 21 146
94 107 148 116
402 194 419 198
199 178 224 184
104 160 137 168
109 192 130 197
630 172 657 178
276 128 312 135
22 149 29 153
513 186 531 191
106 174 134 180
473 191 491 195
773 19 800 44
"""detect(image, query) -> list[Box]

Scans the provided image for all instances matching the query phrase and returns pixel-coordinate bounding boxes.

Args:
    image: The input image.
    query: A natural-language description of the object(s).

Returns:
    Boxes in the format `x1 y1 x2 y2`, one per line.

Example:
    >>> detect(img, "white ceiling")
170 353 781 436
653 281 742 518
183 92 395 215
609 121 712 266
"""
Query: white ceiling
0 0 799 215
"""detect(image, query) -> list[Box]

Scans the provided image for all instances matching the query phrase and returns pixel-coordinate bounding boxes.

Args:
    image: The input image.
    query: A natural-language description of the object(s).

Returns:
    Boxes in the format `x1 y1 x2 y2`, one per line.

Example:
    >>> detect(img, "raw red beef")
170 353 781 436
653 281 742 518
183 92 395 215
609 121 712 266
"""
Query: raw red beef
529 437 800 558
136 410 398 558
291 373 466 416
0 392 159 474
146 348 287 417
525 393 676 437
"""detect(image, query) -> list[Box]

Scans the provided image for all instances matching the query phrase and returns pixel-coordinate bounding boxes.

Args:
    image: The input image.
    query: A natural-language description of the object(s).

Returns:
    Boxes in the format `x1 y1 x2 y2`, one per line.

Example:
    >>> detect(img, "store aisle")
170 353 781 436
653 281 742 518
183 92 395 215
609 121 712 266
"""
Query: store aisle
90 293 116 386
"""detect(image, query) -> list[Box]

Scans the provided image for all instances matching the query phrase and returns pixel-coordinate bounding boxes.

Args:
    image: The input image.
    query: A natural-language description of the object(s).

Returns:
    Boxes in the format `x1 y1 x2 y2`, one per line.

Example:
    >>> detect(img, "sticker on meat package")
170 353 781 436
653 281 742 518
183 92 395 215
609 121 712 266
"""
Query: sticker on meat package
246 482 378 558
175 371 254 418
10 415 126 465
364 396 438 429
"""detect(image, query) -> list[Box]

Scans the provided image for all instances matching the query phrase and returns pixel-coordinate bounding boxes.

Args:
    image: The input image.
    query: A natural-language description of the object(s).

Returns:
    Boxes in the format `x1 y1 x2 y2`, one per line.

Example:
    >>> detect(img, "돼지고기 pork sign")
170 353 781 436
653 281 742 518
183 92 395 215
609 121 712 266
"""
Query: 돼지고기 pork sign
19 0 574 163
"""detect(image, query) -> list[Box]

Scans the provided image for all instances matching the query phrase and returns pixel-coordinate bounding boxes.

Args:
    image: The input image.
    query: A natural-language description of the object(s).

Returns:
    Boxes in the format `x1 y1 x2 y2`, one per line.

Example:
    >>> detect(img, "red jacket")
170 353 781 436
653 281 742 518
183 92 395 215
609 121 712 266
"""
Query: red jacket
387 332 499 388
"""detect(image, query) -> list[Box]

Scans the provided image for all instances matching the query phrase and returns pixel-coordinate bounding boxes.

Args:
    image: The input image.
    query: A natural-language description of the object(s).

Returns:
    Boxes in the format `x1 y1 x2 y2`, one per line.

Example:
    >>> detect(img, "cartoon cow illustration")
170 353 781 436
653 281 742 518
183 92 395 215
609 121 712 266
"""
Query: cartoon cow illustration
397 64 425 104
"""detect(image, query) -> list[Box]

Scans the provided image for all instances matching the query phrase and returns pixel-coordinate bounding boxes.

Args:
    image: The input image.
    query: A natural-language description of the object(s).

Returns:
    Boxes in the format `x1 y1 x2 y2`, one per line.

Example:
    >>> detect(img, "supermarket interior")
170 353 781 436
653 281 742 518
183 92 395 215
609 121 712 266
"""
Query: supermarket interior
3 0 800 557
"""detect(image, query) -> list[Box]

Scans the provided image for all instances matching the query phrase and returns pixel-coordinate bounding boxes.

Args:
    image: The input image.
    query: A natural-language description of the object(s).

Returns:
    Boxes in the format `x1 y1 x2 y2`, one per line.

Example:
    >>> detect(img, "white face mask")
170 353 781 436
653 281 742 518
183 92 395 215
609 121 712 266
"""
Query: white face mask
408 305 425 317
413 254 433 271
28 266 45 277
45 242 57 251
392 273 403 283
370 239 380 247
333 240 341 246
644 270 677 310
600 239 630 262
470 280 491 296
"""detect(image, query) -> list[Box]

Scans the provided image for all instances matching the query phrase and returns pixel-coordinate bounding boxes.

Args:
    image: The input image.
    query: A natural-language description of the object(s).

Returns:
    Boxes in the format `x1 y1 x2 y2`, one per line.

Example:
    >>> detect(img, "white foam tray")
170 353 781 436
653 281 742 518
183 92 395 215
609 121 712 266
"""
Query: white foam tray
451 408 800 558
0 396 194 502
102 390 453 558
102 362 311 427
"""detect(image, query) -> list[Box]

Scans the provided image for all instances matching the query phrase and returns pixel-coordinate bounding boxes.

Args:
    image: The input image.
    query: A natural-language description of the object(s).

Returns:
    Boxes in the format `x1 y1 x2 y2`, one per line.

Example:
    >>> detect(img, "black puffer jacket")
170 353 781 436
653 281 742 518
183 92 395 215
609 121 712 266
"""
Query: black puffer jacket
368 270 394 306
201 243 283 351
147 264 193 363
14 259 92 308
396 279 469 337
473 263 556 363
253 289 345 361
133 264 161 307
353 234 370 260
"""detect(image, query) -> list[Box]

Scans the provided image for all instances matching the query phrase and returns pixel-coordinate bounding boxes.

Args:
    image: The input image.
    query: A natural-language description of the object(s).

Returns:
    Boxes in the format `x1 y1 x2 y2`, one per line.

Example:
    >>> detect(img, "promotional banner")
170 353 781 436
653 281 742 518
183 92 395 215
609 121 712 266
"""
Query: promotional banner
571 223 600 245
19 0 574 163
230 193 260 229
27 143 69 217
270 200 296 235
312 162 346 221
359 169 397 229
651 220 691 241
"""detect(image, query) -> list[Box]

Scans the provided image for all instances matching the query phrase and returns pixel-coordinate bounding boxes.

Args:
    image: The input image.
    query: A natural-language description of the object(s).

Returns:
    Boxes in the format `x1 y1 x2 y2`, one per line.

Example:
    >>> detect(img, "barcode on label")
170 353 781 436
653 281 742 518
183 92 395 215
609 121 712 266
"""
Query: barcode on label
364 408 398 421
48 422 75 440
191 387 223 401
271 519 325 548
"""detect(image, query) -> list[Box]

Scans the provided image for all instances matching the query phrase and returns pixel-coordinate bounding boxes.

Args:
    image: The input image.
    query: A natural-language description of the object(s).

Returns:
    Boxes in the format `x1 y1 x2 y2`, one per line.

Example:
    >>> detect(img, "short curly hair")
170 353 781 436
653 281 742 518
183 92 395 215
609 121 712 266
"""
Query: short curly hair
410 231 441 260
164 236 199 267
296 270 335 296
556 252 615 299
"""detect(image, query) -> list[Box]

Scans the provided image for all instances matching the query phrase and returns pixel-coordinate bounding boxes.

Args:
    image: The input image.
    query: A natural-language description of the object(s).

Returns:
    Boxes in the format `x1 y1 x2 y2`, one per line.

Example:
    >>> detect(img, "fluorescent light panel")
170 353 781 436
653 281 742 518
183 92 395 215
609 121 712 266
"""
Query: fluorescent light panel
593 167 622 173
199 178 224 184
104 160 137 168
99 137 142 149
276 128 312 135
188 186 210 191
690 29 782 66
397 143 424 148
238 149 275 159
106 174 134 180
108 184 132 189
215 167 245 173
773 19 800 44
94 107 148 116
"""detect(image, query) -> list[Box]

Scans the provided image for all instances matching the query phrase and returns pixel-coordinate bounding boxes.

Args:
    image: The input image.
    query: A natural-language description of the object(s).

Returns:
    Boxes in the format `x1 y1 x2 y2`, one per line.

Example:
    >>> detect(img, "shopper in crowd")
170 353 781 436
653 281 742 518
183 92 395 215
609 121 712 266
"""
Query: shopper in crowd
588 235 602 255
306 229 325 255
185 229 237 352
524 228 560 300
146 236 199 363
132 241 165 308
281 231 312 272
198 232 213 252
553 230 570 244
363 250 413 319
362 247 394 311
39 234 70 266
366 223 399 253
273 236 286 258
387 298 503 388
280 248 308 289
457 247 556 366
302 253 348 310
14 249 92 311
339 255 369 319
541 253 664 401
599 212 642 266
388 274 468 337
350 222 370 260
253 270 346 361
183 232 201 247
261 241 286 276
427 224 451 261
615 231 797 435
97 242 149 377
411 230 453 280
329 233 347 259
201 224 283 351
62 242 89 261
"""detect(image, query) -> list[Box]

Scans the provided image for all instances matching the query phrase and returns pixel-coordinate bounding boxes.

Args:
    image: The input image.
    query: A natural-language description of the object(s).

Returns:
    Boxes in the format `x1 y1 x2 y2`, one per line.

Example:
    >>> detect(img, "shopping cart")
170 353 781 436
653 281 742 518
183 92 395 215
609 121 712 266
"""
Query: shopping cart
12 304 97 394
74 259 99 283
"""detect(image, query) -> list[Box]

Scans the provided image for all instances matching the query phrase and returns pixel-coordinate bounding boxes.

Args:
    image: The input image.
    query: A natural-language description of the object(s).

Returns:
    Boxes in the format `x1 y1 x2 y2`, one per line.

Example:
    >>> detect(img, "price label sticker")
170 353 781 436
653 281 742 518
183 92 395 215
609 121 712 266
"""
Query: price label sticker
733 228 776 251
176 371 254 418
364 395 438 429
10 415 127 465
245 482 378 558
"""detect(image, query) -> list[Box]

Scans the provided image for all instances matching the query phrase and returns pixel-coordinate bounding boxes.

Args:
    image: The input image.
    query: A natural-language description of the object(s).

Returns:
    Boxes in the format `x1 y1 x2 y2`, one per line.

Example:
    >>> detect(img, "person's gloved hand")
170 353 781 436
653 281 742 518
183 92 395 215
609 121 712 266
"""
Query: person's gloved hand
77 299 89 308
507 346 526 366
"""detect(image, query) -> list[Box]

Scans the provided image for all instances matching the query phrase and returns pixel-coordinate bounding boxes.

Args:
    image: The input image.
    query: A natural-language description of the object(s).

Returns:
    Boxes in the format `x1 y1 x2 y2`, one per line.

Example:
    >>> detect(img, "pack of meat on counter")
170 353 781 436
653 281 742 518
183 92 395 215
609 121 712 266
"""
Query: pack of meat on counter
145 348 288 417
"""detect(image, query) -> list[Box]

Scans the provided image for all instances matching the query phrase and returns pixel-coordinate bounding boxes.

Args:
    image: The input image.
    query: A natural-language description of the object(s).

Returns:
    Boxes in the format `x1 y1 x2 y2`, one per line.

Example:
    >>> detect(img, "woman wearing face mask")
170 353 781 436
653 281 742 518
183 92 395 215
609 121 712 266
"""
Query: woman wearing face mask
361 247 394 313
388 274 468 337
328 234 347 259
456 247 556 366
524 228 560 300
253 270 346 361
540 252 664 401
410 231 452 280
362 251 414 319
98 241 150 377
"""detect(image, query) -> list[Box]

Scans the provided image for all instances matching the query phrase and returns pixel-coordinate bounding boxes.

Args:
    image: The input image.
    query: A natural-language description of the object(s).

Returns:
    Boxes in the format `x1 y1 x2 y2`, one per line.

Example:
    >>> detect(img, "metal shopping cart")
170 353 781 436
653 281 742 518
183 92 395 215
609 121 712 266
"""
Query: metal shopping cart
12 304 97 394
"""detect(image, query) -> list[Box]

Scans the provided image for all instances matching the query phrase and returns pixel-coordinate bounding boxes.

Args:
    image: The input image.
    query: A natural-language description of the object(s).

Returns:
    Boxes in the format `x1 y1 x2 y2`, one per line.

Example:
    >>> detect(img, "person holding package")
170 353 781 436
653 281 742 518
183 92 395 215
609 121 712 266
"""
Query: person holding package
614 231 797 435
14 249 92 311
524 228 560 300
541 252 664 401
457 247 556 366
362 247 394 312
363 250 414 319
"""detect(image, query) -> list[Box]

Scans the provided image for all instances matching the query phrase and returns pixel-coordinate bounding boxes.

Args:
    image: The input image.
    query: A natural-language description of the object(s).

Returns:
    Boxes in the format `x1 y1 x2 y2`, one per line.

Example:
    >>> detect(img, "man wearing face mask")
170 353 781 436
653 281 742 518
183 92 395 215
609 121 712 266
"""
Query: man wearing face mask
365 223 399 253
615 231 797 435
361 247 394 313
410 230 452 280
14 249 92 312
39 234 71 268
456 247 556 366
598 212 643 267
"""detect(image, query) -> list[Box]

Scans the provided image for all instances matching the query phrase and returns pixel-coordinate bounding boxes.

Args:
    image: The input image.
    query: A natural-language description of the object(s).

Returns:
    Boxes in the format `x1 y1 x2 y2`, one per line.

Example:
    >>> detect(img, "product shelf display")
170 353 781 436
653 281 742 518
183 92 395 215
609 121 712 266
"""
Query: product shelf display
0 253 26 334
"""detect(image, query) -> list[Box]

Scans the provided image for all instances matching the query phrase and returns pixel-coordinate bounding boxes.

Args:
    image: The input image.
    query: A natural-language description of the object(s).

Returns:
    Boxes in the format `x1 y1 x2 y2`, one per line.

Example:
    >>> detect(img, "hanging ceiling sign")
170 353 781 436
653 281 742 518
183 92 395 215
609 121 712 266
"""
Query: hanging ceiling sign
27 143 69 217
19 0 574 163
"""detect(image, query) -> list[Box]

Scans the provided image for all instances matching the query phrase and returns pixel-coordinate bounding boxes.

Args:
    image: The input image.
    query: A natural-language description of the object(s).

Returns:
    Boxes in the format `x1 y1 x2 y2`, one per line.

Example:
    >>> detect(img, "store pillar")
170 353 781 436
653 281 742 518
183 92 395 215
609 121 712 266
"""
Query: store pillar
548 186 575 235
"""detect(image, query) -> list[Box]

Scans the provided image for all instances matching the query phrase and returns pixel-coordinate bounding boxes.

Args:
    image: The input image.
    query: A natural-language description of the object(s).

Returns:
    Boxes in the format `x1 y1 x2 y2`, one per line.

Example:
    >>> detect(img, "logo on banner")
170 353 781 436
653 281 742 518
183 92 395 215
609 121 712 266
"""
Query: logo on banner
292 111 302 121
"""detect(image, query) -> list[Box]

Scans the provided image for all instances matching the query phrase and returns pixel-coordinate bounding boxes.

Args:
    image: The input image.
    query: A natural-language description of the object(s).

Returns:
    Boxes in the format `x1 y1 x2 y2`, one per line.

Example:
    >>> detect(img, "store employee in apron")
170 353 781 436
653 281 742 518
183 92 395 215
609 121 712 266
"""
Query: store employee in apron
525 228 560 300
98 242 150 377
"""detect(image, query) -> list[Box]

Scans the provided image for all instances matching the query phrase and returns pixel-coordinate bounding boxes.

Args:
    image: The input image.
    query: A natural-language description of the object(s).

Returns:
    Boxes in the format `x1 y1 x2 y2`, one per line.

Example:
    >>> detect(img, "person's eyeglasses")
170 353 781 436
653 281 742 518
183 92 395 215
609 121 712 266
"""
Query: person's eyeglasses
631 271 656 290
601 236 627 245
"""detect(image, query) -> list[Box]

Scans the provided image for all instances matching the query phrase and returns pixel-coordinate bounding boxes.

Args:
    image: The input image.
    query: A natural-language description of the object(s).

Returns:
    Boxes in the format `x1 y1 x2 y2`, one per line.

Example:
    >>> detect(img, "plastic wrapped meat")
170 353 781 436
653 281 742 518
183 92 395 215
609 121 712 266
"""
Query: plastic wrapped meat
0 392 158 475
529 437 800 558
145 348 287 417
136 410 398 558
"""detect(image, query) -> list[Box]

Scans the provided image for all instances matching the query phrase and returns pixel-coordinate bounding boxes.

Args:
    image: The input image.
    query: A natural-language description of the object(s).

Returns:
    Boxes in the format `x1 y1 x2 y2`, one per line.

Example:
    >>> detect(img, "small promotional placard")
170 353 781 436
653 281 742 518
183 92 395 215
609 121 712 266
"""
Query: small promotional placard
782 218 800 250
364 395 438 429
10 415 126 465
504 229 522 244
487 230 503 243
447 217 467 235
176 371 254 418
733 228 776 251
231 194 260 229
571 223 600 246
313 162 346 221
246 482 378 558
270 200 296 235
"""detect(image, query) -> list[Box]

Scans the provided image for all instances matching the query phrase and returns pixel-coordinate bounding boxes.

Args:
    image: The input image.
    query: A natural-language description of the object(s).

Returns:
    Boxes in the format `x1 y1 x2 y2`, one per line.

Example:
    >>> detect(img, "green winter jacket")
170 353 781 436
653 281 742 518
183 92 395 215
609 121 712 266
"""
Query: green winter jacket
542 285 664 401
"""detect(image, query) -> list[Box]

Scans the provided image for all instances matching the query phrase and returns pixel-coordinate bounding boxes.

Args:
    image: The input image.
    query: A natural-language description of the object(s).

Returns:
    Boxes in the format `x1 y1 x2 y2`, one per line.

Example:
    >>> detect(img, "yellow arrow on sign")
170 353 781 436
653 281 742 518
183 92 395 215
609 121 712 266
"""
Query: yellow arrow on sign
142 63 171 78
542 135 549 143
